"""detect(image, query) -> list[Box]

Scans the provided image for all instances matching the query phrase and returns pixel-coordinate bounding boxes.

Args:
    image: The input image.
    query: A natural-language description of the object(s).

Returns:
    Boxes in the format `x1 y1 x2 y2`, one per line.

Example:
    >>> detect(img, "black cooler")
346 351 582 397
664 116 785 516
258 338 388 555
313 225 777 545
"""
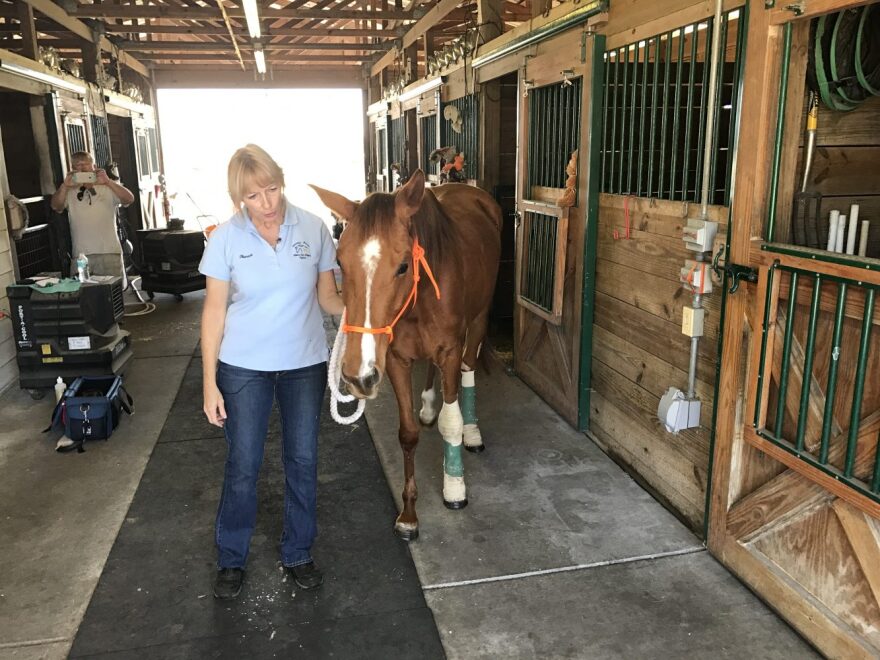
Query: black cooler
136 229 206 299
7 275 133 390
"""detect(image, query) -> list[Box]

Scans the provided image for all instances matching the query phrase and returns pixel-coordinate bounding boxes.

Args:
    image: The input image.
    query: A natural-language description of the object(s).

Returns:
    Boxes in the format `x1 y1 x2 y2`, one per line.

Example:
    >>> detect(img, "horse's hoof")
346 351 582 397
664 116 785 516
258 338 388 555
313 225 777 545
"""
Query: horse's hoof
394 522 419 542
443 498 468 510
464 443 485 454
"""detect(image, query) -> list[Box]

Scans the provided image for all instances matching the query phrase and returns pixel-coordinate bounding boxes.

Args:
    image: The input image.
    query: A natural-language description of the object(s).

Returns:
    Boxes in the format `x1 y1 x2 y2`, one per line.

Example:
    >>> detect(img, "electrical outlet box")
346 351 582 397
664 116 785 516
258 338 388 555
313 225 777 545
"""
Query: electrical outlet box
683 219 718 252
680 260 714 294
658 387 702 433
682 306 705 337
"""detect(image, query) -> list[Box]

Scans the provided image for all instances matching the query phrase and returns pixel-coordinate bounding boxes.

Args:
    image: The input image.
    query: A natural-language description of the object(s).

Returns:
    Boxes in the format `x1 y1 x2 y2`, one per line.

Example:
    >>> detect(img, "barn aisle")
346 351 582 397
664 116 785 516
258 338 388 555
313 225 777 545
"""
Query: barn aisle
362 360 820 659
67 351 444 659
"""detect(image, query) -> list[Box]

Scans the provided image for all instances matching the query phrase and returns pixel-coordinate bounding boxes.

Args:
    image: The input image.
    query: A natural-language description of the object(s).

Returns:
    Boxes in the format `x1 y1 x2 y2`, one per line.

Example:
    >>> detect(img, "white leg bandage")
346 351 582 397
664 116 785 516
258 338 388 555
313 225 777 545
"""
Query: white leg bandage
460 369 482 448
438 400 466 502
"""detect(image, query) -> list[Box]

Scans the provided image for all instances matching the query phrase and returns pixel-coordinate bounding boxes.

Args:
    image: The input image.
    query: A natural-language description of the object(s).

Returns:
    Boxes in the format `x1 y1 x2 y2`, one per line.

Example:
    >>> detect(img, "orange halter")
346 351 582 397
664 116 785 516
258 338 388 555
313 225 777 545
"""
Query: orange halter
342 238 441 343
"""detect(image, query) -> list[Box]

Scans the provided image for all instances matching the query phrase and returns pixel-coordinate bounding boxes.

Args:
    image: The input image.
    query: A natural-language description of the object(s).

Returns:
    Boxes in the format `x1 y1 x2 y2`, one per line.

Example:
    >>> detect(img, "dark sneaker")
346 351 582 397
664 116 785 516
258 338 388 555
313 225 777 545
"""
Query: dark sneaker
287 561 323 590
213 568 244 599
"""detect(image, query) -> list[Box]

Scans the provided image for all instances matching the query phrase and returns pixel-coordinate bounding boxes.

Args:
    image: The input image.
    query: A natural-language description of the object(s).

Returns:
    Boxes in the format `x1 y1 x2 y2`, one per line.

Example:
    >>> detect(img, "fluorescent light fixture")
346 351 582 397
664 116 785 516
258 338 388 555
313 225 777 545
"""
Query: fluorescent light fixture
0 60 86 94
254 48 266 75
242 0 262 39
398 75 445 102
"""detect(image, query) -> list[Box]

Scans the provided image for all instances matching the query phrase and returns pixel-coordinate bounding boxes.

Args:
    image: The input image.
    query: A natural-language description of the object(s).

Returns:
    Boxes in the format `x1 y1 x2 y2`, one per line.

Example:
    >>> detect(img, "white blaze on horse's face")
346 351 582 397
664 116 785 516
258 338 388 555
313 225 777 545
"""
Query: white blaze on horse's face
358 237 382 378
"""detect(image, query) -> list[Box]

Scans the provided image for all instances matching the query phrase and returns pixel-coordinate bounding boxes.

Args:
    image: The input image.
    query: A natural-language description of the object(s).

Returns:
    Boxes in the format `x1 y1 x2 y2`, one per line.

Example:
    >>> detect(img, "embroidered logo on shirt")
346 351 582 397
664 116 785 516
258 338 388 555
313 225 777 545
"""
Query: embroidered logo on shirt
239 253 253 259
292 241 311 259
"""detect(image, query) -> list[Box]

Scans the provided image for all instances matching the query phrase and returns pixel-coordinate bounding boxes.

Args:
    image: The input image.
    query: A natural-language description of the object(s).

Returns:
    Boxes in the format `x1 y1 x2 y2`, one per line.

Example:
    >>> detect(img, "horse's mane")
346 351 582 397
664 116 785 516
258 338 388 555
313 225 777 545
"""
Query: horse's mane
357 189 456 268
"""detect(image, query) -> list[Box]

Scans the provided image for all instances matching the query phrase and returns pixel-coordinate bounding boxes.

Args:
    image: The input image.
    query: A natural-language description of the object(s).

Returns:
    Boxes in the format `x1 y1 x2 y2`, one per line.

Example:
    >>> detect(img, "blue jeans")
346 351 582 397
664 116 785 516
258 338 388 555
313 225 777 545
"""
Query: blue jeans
215 360 327 569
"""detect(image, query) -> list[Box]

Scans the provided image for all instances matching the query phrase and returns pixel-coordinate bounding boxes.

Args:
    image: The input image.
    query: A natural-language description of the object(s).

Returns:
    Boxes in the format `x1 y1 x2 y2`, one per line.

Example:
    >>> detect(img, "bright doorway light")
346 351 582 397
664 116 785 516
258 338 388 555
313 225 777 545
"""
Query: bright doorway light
156 88 365 231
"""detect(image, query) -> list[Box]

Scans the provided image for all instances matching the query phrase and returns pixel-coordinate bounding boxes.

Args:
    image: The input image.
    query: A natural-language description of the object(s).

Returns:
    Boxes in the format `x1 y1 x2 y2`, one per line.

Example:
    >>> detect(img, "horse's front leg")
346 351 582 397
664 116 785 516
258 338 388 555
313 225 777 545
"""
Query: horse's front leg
385 352 421 541
437 347 467 510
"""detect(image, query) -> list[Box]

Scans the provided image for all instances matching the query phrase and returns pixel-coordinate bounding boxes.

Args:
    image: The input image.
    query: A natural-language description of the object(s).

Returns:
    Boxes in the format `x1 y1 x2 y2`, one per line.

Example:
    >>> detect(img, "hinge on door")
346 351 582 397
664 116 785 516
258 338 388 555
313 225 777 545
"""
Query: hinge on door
712 245 758 293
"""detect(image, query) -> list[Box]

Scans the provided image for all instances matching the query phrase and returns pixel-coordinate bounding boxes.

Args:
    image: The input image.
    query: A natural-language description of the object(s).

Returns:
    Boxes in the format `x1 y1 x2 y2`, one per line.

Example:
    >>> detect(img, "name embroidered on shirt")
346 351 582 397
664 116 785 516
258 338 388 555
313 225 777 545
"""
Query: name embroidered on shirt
292 241 311 259
239 253 253 259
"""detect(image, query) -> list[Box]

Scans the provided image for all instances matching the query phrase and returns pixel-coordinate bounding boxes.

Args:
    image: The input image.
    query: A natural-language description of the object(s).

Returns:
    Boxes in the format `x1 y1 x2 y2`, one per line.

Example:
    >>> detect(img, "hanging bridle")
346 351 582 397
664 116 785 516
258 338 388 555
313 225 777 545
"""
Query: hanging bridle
342 237 441 343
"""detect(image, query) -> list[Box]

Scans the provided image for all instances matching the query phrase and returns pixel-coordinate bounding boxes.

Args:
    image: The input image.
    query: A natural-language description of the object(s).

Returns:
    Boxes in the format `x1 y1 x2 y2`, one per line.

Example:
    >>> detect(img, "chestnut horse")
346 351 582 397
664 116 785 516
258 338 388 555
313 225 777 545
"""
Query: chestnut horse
312 170 502 540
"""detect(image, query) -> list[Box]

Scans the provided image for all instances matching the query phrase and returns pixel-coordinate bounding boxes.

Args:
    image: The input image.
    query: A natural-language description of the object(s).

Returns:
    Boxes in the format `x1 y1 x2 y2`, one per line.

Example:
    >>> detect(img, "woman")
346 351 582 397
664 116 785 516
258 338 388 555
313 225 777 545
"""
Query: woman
200 144 343 600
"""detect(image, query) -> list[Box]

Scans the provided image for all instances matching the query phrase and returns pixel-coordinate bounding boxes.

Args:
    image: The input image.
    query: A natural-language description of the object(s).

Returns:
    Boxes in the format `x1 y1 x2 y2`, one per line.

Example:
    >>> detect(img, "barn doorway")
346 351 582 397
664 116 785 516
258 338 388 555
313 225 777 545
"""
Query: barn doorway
487 71 519 369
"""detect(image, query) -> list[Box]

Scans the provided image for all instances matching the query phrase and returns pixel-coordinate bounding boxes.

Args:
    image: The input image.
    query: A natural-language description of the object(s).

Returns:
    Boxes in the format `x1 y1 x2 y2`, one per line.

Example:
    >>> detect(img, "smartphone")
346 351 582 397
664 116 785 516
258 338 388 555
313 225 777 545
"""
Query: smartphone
73 172 97 184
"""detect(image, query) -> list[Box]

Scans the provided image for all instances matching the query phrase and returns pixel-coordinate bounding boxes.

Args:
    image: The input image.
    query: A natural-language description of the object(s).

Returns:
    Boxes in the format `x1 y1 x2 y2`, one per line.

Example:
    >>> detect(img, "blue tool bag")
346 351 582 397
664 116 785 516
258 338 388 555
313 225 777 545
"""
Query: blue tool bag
46 376 134 453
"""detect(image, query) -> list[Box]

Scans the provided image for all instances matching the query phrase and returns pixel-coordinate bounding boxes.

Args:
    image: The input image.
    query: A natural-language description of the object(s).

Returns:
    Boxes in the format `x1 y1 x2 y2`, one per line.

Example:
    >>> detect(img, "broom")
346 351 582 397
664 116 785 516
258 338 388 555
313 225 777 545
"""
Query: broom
792 91 822 248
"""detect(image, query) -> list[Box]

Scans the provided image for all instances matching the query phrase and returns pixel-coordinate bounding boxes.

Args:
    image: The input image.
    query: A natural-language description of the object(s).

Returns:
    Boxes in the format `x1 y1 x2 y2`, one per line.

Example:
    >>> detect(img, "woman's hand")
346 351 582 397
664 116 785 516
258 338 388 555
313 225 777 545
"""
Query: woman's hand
203 382 227 427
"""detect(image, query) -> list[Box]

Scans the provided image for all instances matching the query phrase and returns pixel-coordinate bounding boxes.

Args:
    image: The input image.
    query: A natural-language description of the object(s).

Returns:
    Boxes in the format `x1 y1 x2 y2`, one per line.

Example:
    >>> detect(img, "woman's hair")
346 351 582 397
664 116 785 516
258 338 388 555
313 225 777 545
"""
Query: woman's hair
227 144 285 208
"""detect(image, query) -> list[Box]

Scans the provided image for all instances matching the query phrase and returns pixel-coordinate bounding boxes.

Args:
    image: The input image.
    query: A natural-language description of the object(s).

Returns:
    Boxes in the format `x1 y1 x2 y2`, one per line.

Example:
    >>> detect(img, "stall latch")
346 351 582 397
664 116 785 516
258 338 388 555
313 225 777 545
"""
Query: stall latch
712 245 758 294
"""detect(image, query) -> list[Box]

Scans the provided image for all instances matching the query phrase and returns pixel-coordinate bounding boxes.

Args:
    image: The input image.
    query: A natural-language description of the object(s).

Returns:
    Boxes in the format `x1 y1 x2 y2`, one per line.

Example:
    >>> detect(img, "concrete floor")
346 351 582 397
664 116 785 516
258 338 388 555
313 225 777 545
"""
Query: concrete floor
0 292 819 659
0 291 203 660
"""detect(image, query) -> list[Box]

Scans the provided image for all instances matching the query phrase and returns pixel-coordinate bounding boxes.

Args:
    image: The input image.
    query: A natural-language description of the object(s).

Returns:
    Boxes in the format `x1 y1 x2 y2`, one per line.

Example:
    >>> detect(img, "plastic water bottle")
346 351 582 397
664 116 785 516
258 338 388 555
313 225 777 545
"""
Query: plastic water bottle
76 253 90 282
54 377 67 403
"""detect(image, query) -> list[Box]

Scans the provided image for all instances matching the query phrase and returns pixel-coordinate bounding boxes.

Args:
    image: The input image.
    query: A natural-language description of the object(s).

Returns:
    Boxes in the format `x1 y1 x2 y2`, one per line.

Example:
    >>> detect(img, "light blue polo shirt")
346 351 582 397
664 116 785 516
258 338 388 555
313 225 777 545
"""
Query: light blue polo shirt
199 200 336 371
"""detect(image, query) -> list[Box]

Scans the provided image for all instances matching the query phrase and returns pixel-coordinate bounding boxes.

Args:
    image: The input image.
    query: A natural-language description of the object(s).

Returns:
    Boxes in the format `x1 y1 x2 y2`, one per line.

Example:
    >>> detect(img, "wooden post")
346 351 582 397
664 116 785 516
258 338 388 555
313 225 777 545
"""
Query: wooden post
17 1 39 61
707 0 781 552
477 0 504 193
530 0 551 19
423 29 436 68
405 42 419 83
81 39 102 85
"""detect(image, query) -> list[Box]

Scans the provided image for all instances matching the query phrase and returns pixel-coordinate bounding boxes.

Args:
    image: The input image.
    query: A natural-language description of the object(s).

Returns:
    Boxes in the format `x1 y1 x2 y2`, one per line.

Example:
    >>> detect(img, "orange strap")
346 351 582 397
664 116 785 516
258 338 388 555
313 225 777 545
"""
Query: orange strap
342 238 441 343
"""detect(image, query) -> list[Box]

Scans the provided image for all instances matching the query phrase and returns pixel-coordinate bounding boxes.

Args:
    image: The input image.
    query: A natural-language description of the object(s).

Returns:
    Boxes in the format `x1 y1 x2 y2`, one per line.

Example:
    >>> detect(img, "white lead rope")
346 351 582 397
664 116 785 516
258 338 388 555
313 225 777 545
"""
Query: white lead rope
328 310 365 425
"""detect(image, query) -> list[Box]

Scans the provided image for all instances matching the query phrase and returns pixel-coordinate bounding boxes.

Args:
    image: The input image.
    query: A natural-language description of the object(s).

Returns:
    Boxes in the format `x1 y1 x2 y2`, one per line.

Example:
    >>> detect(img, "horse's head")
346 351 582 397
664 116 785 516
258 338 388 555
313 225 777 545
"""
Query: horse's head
311 170 427 399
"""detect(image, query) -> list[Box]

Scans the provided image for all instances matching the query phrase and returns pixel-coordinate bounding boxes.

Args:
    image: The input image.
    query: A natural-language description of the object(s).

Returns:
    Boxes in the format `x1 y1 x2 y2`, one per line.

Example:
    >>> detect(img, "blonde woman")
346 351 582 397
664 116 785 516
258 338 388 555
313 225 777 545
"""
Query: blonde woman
199 144 343 599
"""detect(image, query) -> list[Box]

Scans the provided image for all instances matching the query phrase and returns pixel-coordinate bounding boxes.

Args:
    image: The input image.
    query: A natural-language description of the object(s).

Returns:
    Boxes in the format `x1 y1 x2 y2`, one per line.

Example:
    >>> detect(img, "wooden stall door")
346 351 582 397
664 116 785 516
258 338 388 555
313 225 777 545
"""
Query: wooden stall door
709 5 880 657
514 31 596 426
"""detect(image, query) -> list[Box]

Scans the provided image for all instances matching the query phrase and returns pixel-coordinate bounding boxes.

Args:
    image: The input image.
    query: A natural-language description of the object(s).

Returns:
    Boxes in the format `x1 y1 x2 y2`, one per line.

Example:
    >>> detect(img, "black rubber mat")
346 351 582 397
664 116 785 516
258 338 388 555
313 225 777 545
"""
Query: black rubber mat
69 356 445 659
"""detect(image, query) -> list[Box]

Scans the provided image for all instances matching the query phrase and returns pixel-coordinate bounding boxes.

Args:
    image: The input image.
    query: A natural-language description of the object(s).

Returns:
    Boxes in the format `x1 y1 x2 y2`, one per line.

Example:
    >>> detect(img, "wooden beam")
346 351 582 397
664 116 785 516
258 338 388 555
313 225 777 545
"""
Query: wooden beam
138 53 365 62
69 6 413 22
371 0 461 75
477 0 504 42
16 1 39 60
769 0 874 25
21 0 149 77
153 65 365 88
118 40 388 52
833 499 880 607
103 24 403 38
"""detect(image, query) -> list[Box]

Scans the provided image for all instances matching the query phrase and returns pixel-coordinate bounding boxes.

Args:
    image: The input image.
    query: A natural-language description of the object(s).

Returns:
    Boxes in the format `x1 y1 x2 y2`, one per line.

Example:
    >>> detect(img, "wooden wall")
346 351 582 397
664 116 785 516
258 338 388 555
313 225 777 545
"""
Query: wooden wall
590 195 728 531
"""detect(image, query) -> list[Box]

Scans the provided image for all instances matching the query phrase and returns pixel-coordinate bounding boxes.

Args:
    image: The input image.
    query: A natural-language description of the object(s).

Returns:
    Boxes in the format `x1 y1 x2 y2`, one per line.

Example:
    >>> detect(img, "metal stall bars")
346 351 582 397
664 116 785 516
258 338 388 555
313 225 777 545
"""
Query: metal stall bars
517 78 581 323
519 203 569 323
526 78 582 195
600 8 746 205
751 261 880 509
389 114 406 189
91 115 113 170
440 93 479 180
420 113 439 178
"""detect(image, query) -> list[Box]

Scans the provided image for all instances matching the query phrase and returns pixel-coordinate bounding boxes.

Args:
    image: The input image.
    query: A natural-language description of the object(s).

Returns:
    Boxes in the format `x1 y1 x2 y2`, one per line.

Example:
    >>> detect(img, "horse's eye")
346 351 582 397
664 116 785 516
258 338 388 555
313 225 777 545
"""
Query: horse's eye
396 261 409 276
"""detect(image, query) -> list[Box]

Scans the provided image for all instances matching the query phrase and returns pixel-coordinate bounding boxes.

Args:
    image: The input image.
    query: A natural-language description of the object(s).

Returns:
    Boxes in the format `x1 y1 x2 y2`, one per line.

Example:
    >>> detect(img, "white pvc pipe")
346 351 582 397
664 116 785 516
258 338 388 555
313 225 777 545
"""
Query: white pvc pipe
859 220 870 257
826 210 840 251
835 215 847 253
846 204 860 255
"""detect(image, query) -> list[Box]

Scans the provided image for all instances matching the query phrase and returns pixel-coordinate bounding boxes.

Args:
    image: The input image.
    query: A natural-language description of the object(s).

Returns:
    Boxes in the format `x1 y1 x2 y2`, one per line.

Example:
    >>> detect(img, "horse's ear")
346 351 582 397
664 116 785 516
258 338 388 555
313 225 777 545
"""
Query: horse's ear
309 184 358 222
395 169 425 219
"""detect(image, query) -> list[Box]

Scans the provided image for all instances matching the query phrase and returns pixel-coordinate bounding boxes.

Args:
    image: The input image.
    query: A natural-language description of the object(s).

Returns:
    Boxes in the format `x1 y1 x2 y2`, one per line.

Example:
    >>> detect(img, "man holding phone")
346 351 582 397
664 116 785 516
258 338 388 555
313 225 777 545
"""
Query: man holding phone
51 151 135 279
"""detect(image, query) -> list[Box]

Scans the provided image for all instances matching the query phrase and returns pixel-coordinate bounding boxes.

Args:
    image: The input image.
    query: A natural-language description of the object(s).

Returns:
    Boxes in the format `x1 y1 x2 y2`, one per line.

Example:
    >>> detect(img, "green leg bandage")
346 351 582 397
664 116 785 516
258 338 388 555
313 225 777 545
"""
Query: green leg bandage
460 371 477 425
444 441 464 477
